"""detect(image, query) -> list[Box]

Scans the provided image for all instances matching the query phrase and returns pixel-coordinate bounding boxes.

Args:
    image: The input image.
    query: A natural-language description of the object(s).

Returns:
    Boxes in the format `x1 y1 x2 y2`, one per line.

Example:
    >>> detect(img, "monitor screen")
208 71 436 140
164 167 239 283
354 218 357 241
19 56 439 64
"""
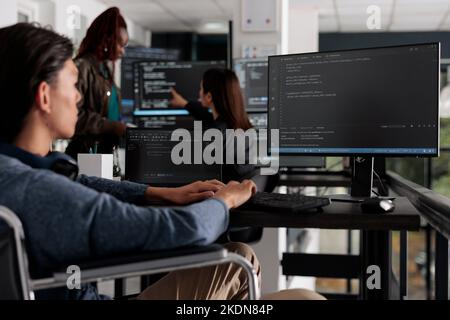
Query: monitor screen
125 129 222 186
247 113 325 168
133 60 226 110
268 43 440 156
120 47 180 121
234 58 268 113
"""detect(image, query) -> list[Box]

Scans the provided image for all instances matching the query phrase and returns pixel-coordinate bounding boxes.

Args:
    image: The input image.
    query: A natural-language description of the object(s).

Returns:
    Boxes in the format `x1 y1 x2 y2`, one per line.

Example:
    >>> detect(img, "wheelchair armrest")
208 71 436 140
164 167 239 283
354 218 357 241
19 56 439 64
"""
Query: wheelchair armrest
76 244 226 270
31 244 227 291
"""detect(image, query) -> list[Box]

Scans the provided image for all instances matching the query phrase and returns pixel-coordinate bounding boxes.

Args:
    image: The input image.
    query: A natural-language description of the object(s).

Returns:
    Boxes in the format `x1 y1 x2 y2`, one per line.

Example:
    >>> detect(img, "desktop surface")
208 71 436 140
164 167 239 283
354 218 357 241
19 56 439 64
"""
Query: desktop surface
231 196 421 231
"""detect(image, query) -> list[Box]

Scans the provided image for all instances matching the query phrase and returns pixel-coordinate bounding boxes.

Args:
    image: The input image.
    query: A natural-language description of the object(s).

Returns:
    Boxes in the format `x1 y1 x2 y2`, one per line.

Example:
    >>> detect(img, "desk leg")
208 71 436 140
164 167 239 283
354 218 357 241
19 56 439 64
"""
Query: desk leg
400 231 408 300
425 225 432 300
360 230 391 300
346 230 353 293
435 231 449 300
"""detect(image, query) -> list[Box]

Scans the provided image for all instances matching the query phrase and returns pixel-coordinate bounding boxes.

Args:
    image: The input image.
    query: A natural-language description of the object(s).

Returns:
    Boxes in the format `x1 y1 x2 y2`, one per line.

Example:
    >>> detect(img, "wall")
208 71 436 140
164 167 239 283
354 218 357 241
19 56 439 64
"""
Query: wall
36 0 55 27
8 0 150 46
12 0 151 86
282 0 319 54
0 0 18 28
232 0 283 58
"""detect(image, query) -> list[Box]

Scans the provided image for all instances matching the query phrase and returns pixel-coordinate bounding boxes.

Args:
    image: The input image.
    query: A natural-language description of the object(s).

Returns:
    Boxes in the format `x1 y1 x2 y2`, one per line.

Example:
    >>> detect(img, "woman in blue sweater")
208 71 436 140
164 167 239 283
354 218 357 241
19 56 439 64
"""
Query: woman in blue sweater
0 23 323 301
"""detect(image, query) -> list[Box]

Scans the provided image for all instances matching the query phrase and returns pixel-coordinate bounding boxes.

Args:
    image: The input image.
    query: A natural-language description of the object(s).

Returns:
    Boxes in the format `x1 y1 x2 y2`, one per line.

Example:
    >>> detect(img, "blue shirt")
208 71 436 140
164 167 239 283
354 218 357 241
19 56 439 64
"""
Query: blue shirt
100 62 120 122
0 154 229 299
107 84 120 121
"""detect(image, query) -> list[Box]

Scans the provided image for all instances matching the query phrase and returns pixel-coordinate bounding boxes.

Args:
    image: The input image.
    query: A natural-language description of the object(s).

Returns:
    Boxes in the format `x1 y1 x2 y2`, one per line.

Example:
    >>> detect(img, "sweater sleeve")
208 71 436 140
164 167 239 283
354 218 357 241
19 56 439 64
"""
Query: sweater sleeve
20 169 229 272
76 174 148 204
185 101 215 126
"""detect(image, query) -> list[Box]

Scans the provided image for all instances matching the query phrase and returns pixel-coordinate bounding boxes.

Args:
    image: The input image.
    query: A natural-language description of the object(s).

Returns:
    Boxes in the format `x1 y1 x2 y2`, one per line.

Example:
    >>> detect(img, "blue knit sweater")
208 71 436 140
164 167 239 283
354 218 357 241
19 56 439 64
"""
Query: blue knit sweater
0 154 229 299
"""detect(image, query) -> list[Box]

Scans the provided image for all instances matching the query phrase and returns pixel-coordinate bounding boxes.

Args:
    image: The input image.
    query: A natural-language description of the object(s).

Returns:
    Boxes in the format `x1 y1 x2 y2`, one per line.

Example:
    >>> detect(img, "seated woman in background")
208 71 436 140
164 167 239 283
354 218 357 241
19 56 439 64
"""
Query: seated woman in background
170 68 258 183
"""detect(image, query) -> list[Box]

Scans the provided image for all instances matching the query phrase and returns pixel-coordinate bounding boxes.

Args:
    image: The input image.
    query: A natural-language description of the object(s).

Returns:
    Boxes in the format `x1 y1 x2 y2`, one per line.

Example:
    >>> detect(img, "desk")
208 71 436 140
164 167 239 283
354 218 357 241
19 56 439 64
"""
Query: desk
231 197 421 299
278 173 351 188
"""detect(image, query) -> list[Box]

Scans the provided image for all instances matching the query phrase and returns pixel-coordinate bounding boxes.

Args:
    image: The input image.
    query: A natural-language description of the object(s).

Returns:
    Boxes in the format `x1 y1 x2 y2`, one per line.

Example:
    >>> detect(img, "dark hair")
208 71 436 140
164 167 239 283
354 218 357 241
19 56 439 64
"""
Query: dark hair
202 68 253 130
76 7 127 61
0 23 74 143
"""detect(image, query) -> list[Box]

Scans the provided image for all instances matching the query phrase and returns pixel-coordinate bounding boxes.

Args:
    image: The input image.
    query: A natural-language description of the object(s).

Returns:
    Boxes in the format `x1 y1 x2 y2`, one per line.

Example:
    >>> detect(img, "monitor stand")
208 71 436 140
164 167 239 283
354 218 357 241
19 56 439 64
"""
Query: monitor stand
328 156 374 203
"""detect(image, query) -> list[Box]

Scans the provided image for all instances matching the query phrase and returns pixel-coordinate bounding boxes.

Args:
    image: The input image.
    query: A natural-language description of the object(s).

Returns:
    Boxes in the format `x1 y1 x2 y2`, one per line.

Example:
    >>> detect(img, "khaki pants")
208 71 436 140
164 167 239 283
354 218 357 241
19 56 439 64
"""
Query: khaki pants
137 242 325 300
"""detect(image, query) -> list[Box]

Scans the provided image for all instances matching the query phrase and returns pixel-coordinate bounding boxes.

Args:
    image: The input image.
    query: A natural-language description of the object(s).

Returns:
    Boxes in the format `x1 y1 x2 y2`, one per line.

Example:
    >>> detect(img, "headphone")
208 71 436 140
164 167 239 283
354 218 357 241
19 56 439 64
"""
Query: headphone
0 142 79 180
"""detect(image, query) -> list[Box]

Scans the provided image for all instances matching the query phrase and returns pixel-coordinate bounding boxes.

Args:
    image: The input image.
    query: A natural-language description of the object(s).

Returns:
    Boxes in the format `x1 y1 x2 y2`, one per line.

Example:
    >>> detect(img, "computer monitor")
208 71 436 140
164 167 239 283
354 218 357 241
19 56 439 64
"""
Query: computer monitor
247 113 325 168
120 47 180 122
133 60 226 111
268 43 440 196
125 129 222 187
234 58 268 113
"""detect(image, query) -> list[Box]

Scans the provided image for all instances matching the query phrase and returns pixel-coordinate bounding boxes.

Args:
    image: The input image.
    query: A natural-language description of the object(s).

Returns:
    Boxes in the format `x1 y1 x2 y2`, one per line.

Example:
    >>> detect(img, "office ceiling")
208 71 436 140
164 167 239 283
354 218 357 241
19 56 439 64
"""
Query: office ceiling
100 0 450 33
100 0 233 32
317 0 450 32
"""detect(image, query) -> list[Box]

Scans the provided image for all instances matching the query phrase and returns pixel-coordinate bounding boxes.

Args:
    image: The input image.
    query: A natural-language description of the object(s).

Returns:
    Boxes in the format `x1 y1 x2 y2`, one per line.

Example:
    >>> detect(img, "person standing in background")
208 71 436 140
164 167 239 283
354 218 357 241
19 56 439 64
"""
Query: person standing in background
66 7 128 159
170 69 257 183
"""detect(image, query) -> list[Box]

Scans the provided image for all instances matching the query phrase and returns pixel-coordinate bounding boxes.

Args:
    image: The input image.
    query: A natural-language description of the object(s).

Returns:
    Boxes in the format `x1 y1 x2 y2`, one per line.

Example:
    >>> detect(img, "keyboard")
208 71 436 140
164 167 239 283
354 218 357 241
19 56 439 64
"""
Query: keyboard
241 192 331 213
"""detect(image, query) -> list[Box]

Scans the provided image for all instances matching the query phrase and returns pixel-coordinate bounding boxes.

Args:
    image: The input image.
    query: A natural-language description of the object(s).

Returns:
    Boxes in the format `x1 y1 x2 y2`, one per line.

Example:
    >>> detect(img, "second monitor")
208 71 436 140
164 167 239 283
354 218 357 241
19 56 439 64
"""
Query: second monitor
134 60 226 111
234 58 268 113
268 43 440 156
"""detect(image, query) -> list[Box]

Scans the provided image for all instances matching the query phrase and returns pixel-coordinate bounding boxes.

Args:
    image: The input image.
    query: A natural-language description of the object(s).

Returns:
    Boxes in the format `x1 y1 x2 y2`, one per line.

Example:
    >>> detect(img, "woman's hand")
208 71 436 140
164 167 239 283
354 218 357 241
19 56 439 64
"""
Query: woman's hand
213 180 257 209
145 180 225 205
169 88 188 108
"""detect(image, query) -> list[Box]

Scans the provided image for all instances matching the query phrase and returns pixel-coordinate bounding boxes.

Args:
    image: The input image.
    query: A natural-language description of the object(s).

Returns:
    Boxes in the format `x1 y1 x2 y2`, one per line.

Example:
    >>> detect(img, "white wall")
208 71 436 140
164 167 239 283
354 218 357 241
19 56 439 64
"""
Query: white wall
0 0 18 28
4 0 150 46
52 0 149 46
232 0 283 58
36 0 55 27
125 17 151 47
281 0 319 54
4 0 150 88
53 0 106 39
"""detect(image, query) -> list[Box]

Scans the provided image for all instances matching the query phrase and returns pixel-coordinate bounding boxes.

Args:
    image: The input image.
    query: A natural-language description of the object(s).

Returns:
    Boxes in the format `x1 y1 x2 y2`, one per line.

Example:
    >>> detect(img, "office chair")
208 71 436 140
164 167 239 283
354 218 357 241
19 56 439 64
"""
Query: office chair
0 206 260 300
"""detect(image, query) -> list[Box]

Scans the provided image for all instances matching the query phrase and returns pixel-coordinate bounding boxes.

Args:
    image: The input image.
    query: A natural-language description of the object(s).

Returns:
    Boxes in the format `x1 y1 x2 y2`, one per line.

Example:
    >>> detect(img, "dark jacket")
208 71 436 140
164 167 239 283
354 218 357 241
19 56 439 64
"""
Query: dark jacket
185 101 257 183
66 54 122 157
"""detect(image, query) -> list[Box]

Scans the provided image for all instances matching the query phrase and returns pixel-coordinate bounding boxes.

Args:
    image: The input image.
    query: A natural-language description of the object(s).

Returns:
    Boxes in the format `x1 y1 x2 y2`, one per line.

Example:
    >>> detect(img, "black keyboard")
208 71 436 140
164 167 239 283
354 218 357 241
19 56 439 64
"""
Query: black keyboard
242 192 331 213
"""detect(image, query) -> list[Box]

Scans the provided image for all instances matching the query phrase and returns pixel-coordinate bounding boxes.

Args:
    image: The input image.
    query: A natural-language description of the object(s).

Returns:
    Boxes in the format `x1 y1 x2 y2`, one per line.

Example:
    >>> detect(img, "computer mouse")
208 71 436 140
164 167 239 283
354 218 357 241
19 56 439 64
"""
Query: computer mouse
360 198 395 214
